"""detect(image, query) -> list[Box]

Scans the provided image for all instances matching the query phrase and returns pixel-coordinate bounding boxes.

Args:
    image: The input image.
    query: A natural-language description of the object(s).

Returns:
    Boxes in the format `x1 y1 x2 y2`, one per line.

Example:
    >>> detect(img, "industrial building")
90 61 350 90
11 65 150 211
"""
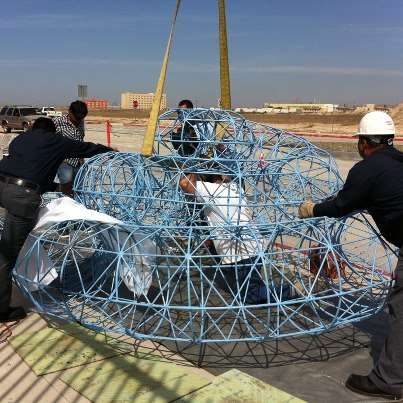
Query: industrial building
262 103 337 113
84 99 109 109
121 92 167 110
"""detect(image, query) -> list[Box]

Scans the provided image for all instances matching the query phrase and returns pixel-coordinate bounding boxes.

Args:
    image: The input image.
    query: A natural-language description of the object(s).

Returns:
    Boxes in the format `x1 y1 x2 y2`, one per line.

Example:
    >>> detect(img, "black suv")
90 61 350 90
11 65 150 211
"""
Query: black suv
0 105 43 132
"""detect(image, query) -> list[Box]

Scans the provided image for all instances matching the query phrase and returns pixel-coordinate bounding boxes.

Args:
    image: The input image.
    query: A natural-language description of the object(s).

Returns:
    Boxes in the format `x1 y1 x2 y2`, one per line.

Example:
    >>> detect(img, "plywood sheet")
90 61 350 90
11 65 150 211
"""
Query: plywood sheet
61 354 211 402
177 368 306 403
8 324 131 375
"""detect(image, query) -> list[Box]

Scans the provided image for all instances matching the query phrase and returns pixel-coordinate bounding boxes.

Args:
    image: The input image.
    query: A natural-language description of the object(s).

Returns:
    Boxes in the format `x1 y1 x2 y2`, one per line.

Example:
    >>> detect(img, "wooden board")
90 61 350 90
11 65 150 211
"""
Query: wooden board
8 324 131 375
61 353 211 403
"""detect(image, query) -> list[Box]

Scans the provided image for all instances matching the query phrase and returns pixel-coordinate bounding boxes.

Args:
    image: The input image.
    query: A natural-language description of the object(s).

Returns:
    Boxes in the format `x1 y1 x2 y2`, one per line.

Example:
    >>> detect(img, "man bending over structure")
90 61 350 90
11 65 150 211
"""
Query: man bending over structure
179 170 298 304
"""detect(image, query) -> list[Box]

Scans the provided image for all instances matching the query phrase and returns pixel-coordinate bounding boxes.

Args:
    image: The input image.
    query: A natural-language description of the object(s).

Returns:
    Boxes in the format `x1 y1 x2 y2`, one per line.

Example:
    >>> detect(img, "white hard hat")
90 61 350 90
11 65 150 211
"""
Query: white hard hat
357 111 395 137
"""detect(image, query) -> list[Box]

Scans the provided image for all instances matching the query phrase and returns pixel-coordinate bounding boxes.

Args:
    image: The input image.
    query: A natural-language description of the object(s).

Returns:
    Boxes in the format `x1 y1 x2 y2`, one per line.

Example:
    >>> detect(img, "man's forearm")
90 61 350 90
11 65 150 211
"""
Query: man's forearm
179 174 197 194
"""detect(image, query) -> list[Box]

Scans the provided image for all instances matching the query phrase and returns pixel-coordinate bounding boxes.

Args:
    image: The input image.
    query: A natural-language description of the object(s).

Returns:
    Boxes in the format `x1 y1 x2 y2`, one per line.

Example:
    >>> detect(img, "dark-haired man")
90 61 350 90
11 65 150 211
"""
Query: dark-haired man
170 99 199 156
53 100 88 196
180 170 298 304
298 111 403 400
0 117 115 322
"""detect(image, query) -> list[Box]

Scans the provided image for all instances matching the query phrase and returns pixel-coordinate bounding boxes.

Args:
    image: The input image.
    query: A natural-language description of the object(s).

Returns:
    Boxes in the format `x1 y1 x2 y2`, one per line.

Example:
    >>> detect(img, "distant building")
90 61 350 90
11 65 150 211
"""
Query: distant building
235 107 272 114
84 99 109 109
374 104 393 112
121 92 167 110
336 106 357 113
355 104 395 113
263 103 337 113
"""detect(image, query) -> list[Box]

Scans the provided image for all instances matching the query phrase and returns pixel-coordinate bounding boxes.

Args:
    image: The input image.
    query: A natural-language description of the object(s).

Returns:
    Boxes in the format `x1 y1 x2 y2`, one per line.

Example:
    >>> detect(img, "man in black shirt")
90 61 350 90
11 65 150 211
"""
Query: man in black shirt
0 117 115 322
170 99 198 156
298 111 403 400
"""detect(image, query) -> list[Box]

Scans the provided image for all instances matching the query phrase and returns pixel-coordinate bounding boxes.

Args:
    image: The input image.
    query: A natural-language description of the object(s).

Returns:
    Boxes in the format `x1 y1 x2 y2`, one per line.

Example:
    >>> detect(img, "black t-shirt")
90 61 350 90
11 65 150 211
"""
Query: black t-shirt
0 129 113 193
314 146 403 247
170 122 198 156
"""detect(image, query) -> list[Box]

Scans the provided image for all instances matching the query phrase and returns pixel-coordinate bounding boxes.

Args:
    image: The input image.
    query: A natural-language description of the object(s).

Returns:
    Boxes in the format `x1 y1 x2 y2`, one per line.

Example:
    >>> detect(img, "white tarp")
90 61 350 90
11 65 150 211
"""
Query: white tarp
14 197 156 296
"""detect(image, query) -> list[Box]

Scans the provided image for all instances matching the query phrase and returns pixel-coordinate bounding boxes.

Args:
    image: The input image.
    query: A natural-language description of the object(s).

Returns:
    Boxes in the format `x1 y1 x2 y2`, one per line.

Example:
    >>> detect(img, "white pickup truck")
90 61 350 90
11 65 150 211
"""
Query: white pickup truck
40 107 62 117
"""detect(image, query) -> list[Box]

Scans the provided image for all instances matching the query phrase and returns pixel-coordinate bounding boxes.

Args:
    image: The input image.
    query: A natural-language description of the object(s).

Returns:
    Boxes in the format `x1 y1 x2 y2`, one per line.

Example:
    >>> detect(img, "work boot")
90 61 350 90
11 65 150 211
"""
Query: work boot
0 306 27 322
346 374 402 400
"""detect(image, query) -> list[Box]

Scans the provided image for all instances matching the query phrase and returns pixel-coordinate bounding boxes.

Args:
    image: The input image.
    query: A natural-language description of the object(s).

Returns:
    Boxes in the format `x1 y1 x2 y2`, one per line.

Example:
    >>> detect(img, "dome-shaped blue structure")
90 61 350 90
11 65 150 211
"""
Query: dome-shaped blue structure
13 213 394 342
74 111 342 225
13 109 396 343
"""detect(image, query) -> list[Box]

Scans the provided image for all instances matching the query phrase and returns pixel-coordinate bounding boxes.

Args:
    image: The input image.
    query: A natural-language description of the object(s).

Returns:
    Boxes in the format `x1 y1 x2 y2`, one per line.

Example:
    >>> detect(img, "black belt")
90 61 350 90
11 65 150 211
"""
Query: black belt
0 174 41 192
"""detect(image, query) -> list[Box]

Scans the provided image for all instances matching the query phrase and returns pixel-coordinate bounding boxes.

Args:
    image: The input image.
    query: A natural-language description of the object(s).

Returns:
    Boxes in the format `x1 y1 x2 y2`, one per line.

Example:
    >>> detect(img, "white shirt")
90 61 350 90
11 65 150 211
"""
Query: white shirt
195 181 262 264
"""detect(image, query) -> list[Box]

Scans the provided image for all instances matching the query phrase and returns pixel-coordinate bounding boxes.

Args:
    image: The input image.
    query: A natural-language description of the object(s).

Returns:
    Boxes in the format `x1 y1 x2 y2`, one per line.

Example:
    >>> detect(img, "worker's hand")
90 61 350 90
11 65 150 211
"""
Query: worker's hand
298 197 316 219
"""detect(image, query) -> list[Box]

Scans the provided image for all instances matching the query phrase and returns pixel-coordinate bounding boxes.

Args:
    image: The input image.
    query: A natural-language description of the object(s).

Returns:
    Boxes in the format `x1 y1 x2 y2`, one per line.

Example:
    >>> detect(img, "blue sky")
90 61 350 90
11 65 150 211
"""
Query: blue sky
1 0 402 108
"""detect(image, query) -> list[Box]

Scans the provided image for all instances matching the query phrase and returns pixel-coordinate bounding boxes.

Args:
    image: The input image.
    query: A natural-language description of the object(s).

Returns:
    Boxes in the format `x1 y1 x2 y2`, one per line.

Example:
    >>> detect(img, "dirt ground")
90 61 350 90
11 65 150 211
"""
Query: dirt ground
61 103 403 154
81 103 403 137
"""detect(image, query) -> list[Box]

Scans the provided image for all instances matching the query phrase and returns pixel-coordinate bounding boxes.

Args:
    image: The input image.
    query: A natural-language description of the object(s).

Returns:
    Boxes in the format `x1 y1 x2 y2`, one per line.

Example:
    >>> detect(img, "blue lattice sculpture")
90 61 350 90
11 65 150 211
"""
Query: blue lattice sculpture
13 212 394 342
75 110 343 223
155 108 256 160
75 153 296 224
12 109 396 343
251 122 343 201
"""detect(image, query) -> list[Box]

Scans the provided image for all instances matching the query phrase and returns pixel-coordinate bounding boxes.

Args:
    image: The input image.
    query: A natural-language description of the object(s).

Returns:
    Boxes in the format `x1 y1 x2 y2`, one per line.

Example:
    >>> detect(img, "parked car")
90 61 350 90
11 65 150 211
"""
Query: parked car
39 106 62 117
0 105 44 132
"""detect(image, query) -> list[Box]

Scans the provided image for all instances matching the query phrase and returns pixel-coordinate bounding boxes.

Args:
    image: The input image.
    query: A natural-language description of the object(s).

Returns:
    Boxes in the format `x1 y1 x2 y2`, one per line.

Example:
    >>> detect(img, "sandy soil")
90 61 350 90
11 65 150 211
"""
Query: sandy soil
63 103 403 154
82 103 403 138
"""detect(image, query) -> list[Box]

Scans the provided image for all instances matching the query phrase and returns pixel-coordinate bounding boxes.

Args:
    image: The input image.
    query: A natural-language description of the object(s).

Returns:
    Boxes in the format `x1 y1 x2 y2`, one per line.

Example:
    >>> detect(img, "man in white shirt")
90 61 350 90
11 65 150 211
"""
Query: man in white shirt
179 171 296 304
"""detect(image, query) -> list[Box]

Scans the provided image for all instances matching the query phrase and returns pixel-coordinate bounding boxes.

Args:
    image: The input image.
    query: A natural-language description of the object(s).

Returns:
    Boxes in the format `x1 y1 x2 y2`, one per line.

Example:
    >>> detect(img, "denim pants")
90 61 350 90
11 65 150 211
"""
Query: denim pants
0 181 41 312
370 245 403 395
55 162 80 184
219 257 292 304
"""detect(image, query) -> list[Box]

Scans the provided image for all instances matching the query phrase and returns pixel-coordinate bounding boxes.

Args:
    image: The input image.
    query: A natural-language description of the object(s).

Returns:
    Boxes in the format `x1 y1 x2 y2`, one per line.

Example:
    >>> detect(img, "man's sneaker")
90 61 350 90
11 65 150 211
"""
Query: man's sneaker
346 374 402 400
0 306 27 322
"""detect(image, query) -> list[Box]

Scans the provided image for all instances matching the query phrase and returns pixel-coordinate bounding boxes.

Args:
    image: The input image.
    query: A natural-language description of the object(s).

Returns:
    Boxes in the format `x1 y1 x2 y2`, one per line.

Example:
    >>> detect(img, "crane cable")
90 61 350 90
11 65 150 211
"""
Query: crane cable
141 0 181 157
142 0 232 157
208 0 231 156
219 0 231 111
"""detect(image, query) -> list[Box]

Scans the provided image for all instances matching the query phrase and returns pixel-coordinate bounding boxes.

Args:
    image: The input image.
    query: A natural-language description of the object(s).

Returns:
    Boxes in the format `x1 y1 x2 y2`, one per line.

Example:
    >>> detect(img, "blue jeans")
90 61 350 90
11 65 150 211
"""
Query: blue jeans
55 163 80 184
219 257 293 304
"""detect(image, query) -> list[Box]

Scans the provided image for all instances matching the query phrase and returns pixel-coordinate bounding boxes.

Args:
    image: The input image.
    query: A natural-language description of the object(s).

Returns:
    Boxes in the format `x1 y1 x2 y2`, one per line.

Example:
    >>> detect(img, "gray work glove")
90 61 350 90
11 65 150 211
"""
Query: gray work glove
298 198 316 218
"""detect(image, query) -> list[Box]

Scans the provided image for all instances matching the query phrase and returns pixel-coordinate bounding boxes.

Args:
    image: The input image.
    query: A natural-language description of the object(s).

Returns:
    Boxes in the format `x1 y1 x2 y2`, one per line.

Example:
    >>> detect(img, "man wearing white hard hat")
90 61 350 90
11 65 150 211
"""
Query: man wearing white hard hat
299 111 403 400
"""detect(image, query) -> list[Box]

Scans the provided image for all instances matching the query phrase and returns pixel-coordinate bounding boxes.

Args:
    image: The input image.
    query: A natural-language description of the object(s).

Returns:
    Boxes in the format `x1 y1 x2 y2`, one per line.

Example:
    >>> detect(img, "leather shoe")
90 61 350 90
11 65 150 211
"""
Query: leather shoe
0 306 27 322
346 374 402 400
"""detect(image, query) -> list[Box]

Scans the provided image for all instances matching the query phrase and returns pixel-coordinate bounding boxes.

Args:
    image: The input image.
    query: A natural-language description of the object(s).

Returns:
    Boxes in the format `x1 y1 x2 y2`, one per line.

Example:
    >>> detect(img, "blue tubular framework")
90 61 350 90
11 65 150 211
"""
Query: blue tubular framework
12 108 396 343
13 214 394 343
